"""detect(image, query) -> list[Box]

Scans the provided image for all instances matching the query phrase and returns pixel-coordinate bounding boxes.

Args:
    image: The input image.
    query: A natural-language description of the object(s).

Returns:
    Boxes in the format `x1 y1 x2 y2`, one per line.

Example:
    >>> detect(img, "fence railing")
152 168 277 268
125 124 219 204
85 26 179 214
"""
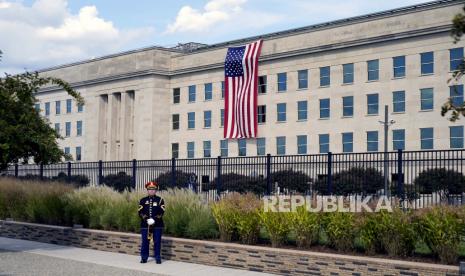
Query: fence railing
3 149 465 208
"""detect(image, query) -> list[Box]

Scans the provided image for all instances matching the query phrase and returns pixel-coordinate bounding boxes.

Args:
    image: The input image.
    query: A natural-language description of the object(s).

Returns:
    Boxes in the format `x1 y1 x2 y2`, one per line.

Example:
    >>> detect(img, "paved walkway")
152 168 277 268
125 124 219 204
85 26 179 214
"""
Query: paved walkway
0 237 277 276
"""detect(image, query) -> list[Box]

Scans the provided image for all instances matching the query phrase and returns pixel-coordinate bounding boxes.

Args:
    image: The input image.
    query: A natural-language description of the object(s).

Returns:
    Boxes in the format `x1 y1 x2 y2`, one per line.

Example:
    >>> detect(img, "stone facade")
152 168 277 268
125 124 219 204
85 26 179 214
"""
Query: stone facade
33 0 465 161
0 220 460 276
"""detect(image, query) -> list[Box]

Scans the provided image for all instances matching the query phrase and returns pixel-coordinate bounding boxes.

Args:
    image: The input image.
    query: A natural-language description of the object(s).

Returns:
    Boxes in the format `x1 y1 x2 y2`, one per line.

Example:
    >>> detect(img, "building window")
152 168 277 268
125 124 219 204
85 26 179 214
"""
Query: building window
238 139 247 156
319 134 329 153
343 63 354 84
297 135 307 154
66 99 72 113
203 140 211 157
257 138 265 156
421 52 434 75
221 81 225 99
65 122 71 137
277 103 286 122
188 112 195 129
204 83 212 101
420 88 434 110
257 105 266 124
172 143 179 158
54 123 60 135
450 126 464 148
343 96 354 117
55 101 61 115
35 103 40 112
276 136 286 155
76 146 82 161
367 93 379 115
450 85 464 106
297 101 307 120
258 76 267 94
319 98 330 119
77 103 84 113
393 129 405 150
277 72 287 92
172 114 180 130
173 88 180 104
420 128 434 150
64 147 70 155
298 69 308 89
76 121 82 136
45 102 50 116
393 56 406 78
220 140 228 157
320 66 330 87
220 109 224 127
188 85 196 102
367 59 379 81
204 110 211 128
367 131 378 152
393 91 405 113
187 142 195 158
342 132 353 153
450 47 464 71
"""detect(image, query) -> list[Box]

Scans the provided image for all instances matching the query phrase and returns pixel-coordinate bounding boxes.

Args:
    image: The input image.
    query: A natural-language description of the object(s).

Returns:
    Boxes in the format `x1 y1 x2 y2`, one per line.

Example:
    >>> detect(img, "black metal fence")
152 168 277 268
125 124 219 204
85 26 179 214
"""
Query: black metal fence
3 149 465 208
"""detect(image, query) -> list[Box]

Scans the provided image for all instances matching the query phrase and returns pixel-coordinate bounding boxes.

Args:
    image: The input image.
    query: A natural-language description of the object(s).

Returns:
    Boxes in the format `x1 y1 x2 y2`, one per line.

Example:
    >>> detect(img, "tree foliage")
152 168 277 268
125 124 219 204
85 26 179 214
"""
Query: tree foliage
0 51 83 170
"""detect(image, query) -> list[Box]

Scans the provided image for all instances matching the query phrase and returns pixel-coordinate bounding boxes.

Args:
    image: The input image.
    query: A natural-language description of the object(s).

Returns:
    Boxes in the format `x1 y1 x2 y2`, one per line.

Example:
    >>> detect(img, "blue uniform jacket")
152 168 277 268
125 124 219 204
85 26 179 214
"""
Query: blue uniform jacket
138 195 165 228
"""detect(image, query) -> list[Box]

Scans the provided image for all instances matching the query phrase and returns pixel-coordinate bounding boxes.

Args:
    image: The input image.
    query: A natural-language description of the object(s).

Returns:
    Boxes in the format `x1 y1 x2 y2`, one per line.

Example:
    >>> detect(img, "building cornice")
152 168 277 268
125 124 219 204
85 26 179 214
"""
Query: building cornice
37 24 451 94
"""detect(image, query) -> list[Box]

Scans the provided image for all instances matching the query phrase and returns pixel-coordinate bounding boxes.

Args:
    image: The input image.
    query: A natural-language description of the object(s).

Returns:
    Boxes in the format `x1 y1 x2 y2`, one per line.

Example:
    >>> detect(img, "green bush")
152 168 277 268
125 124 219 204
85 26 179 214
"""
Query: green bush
102 171 133 192
415 206 464 264
290 206 320 248
210 173 267 195
52 172 90 187
211 195 238 242
270 170 312 194
259 209 291 247
314 167 384 196
185 204 218 240
321 212 356 252
414 168 465 198
155 171 191 190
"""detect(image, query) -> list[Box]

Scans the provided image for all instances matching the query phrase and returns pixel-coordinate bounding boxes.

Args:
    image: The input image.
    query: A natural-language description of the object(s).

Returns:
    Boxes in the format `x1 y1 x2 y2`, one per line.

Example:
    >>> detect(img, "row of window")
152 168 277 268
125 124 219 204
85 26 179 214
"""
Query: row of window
172 48 464 104
64 146 82 161
36 99 84 116
54 121 83 137
172 85 464 129
171 126 465 158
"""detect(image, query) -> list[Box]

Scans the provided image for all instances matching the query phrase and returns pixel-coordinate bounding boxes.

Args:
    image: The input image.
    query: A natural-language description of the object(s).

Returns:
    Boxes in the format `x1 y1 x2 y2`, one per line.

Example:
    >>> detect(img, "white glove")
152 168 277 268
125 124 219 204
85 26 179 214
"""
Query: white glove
147 218 155 225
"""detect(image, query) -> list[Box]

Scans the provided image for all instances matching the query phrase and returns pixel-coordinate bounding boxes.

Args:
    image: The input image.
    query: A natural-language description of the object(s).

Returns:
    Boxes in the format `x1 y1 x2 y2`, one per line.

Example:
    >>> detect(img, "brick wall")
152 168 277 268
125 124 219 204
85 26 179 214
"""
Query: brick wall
0 220 459 276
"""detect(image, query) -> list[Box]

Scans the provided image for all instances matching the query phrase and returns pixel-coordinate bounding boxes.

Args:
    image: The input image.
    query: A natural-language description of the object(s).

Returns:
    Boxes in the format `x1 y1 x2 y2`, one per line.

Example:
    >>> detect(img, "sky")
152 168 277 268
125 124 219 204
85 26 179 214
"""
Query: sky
0 0 433 74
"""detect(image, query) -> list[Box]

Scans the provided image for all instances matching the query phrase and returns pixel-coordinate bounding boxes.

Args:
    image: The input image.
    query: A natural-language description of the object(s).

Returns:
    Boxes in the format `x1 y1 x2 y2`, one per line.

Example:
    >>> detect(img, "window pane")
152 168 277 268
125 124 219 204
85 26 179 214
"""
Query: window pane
450 85 464 106
367 131 378 152
238 139 247 156
298 70 308 89
56 101 61 115
367 94 379 115
188 85 196 102
276 136 286 155
367 59 379 81
203 141 211 157
320 98 330 118
277 73 287 92
297 135 307 154
420 88 434 110
320 66 330 86
257 105 266 123
450 48 464 71
297 101 307 120
343 63 354 84
343 96 354 117
421 52 434 75
172 143 179 158
257 138 266 156
204 111 211 128
258 76 267 94
187 142 195 158
220 109 224 127
173 88 180 104
342 132 353 152
220 140 228 157
393 56 405 78
393 129 405 150
319 134 329 153
450 126 464 148
393 91 405 112
204 83 212 101
277 103 286 122
188 112 195 129
172 114 179 130
420 128 434 150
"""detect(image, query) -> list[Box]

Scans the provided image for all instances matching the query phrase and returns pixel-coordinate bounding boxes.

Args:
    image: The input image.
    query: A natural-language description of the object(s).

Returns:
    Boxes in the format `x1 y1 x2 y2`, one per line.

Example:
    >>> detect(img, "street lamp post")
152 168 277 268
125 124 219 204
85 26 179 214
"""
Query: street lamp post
379 105 395 196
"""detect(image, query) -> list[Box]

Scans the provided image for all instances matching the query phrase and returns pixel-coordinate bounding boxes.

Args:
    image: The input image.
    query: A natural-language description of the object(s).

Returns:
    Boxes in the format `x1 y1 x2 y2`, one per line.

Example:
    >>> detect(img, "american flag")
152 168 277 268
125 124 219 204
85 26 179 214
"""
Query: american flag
224 40 263 139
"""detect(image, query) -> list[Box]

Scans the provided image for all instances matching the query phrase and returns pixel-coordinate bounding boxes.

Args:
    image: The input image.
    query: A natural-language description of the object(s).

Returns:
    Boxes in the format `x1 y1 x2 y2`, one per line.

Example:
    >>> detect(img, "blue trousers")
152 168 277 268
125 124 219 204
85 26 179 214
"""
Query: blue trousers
140 227 163 261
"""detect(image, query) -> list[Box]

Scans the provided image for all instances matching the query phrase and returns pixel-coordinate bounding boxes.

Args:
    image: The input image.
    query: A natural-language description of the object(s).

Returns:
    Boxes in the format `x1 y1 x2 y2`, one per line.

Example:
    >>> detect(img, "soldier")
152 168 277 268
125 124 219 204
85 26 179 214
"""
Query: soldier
138 181 165 264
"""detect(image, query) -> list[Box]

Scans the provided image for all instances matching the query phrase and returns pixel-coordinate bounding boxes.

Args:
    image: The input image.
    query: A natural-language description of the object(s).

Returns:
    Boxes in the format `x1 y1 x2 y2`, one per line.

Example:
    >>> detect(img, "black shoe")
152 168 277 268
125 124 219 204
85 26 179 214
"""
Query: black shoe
156 259 161 264
140 259 147 263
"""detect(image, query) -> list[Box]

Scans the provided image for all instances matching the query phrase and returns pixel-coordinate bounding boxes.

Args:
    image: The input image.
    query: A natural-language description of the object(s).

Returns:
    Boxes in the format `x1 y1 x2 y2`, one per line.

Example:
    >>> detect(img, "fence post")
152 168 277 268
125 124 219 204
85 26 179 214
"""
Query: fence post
14 164 18 178
67 162 72 183
266 154 272 195
327 152 332 195
171 158 176 187
39 163 44 180
397 149 404 205
132 159 137 190
216 156 222 199
98 160 103 185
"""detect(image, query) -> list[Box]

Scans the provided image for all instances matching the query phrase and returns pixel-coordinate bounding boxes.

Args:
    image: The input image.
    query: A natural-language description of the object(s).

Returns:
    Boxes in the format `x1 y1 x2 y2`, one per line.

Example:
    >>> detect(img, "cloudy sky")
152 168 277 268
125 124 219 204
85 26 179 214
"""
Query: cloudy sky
0 0 432 74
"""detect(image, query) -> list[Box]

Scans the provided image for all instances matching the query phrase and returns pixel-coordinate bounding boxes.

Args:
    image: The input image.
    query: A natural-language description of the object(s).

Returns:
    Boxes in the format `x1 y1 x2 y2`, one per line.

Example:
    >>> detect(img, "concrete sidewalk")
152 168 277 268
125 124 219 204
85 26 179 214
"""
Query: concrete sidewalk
0 237 277 276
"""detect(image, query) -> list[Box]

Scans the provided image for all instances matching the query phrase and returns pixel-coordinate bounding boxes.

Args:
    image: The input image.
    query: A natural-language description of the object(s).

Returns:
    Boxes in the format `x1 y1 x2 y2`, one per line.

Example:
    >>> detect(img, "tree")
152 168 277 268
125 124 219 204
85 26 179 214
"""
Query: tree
0 51 83 170
442 5 465 122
